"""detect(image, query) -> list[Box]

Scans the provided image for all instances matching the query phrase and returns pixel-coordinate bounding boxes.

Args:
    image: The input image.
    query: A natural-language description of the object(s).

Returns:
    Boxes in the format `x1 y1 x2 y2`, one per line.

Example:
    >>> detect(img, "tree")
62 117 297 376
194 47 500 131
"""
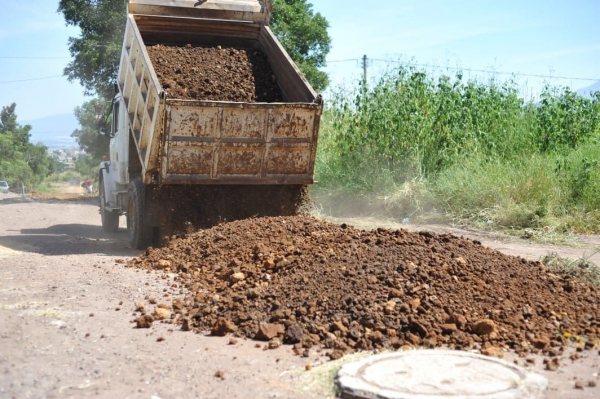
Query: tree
72 98 111 159
59 0 126 100
0 104 56 191
1 103 31 152
270 0 331 92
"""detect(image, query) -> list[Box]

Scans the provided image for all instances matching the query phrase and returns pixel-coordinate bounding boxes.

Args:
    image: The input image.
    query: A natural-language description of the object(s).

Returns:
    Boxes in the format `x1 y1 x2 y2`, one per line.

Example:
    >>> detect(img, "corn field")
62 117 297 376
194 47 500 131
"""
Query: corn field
314 64 600 232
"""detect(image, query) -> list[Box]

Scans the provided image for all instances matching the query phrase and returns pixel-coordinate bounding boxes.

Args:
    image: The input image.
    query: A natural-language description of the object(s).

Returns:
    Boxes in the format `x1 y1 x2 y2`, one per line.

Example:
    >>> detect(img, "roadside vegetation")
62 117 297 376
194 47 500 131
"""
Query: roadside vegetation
0 104 61 193
314 64 600 236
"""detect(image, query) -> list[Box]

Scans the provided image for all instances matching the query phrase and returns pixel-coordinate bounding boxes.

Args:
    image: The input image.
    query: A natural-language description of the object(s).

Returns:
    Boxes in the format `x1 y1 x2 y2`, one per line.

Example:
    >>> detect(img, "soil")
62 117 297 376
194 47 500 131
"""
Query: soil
147 44 284 102
129 216 600 362
1 191 599 398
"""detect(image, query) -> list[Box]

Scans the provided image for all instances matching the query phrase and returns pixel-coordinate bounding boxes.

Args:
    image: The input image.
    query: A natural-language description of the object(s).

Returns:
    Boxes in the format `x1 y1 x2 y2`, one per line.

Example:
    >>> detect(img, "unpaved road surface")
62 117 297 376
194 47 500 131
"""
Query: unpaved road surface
1 193 599 398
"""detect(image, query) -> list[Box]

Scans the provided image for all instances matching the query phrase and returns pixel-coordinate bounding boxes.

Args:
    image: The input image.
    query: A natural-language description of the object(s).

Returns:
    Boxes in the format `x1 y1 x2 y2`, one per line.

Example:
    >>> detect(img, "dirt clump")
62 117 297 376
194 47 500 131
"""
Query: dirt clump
147 44 283 103
127 216 600 361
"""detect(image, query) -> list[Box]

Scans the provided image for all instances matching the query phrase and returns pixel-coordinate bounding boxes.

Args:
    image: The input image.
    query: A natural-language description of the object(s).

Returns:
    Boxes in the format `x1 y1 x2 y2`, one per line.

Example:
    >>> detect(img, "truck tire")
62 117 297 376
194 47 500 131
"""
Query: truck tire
127 179 152 249
100 181 119 233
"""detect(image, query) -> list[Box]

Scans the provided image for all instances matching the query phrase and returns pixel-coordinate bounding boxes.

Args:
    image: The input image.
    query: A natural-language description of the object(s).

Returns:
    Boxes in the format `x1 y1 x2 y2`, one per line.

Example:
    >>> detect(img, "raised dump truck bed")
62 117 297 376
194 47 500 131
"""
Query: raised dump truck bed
119 0 322 186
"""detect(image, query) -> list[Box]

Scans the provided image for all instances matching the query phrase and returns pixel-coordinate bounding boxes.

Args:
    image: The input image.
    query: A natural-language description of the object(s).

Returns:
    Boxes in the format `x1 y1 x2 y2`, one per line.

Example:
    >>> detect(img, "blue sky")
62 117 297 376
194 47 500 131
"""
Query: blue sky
0 0 599 124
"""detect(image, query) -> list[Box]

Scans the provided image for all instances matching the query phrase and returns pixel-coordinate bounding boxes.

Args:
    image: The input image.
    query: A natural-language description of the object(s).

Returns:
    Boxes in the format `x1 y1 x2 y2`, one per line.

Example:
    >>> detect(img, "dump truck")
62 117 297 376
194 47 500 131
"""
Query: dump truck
98 0 323 249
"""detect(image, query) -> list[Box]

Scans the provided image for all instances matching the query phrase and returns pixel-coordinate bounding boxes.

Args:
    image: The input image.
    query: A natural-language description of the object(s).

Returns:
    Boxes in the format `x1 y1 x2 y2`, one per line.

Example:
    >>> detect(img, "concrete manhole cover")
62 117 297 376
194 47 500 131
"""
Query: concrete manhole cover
336 350 547 399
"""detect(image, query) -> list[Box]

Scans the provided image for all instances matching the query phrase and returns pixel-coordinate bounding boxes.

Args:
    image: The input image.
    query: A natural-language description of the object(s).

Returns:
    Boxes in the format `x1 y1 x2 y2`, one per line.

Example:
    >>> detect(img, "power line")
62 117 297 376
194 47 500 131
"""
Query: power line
327 58 359 63
0 56 70 59
0 75 64 84
326 57 600 82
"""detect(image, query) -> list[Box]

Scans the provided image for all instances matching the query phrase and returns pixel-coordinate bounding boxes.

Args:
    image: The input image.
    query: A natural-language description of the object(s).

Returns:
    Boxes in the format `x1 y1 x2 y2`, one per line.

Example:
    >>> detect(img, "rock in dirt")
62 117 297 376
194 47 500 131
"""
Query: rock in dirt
256 323 285 341
481 346 504 358
127 216 600 361
135 315 154 329
211 318 237 336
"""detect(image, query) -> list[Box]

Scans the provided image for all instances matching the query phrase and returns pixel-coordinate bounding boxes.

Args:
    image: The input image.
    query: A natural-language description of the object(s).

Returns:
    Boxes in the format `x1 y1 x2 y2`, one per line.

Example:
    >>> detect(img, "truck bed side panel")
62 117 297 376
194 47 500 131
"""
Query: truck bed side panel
118 16 164 183
162 101 320 184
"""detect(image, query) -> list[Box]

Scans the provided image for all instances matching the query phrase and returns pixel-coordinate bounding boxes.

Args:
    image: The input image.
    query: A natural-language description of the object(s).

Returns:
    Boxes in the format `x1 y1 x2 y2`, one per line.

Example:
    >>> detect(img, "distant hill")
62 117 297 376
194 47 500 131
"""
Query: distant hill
576 81 600 99
21 113 80 150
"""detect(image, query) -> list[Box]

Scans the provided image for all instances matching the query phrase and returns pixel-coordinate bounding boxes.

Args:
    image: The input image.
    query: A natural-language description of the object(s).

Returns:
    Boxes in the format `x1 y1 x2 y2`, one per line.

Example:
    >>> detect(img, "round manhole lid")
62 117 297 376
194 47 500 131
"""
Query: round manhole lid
336 350 547 399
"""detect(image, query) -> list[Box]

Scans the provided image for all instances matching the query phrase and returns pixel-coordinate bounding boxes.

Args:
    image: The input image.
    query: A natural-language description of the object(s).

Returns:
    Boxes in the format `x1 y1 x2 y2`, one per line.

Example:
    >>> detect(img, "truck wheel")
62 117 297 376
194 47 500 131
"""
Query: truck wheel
100 181 119 233
127 179 152 249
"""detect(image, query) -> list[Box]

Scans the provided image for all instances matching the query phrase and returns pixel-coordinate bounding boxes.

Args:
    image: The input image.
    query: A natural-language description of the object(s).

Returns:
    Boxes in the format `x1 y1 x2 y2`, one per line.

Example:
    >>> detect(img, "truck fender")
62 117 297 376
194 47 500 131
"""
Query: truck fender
99 162 116 208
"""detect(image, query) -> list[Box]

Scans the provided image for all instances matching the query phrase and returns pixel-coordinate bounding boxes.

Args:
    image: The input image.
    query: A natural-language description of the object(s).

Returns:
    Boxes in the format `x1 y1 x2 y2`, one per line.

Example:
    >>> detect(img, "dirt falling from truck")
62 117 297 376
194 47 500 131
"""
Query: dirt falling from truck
128 215 600 364
147 44 284 102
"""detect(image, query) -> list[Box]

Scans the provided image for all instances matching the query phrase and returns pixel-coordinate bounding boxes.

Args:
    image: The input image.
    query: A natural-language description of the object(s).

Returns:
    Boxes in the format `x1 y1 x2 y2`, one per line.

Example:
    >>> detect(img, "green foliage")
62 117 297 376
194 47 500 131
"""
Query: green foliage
58 0 127 99
536 86 600 151
72 98 111 159
75 155 101 178
316 62 600 233
320 65 535 188
271 0 331 92
0 104 57 191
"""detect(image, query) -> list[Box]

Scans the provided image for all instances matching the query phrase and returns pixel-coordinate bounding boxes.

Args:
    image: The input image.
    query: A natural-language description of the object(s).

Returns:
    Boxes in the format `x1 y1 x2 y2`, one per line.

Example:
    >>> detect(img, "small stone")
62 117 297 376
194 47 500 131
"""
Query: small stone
448 313 467 328
284 325 305 344
545 358 559 371
409 298 421 310
181 318 191 331
255 323 285 341
230 272 245 284
153 307 170 320
441 323 458 334
172 299 184 310
268 337 282 349
589 381 597 387
575 381 584 390
228 338 238 345
384 301 396 315
157 259 171 269
135 315 154 328
481 346 504 358
263 258 275 269
531 334 550 350
215 370 225 380
157 337 165 342
473 319 497 336
332 321 348 334
328 350 344 360
406 332 421 346
305 364 312 371
211 318 237 336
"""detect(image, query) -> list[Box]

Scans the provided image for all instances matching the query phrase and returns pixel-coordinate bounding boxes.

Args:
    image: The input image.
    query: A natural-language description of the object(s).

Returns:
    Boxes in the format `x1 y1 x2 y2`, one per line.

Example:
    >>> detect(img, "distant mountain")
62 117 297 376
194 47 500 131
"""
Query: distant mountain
21 113 80 150
576 81 600 99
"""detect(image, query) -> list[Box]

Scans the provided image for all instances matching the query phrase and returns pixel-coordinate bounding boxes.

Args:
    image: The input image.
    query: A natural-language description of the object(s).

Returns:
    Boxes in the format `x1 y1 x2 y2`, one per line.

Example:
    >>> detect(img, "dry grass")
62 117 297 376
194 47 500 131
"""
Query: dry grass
542 252 600 286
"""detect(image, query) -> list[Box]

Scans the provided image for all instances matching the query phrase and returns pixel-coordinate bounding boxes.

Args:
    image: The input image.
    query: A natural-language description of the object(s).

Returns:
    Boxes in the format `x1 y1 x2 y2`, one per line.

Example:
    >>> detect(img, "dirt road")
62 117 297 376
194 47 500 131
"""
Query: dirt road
1 194 598 398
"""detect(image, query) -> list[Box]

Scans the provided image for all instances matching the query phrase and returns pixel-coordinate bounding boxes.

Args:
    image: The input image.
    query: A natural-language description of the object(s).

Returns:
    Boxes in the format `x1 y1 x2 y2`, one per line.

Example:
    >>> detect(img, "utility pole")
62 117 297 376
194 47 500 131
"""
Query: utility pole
362 55 368 84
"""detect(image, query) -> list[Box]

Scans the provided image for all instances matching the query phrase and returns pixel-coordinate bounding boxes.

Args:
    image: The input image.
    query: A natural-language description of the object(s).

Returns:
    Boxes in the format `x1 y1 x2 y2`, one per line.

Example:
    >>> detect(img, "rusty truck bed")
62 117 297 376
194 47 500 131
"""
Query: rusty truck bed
118 6 322 185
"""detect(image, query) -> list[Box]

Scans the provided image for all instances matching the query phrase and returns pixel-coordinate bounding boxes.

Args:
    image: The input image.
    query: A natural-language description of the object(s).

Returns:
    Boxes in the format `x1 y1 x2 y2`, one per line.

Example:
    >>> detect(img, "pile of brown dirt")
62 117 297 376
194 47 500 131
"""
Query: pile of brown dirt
127 216 600 361
147 44 283 102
